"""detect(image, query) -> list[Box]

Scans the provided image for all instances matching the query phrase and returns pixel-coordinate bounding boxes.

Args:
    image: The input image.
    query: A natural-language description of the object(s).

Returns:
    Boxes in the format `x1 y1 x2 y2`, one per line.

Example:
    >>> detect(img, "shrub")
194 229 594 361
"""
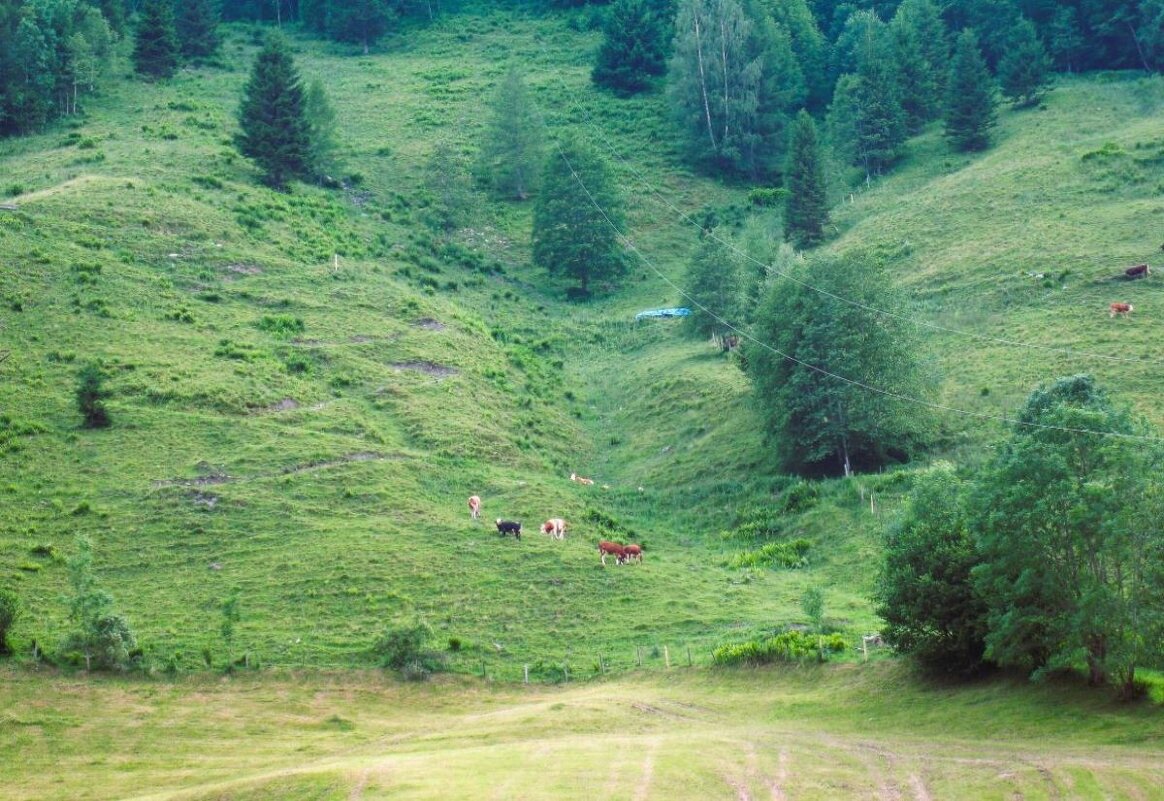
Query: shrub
256 314 305 335
0 589 20 655
728 539 811 570
373 621 445 678
76 363 111 428
713 630 846 666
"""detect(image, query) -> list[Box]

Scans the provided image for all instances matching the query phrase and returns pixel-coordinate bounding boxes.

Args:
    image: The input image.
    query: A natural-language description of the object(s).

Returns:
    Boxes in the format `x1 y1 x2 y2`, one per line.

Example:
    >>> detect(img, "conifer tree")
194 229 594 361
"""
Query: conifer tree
591 0 670 95
890 0 948 132
236 33 312 189
944 28 996 152
177 0 221 60
133 0 180 80
784 110 828 249
998 17 1051 107
476 69 543 201
532 136 626 298
304 78 339 178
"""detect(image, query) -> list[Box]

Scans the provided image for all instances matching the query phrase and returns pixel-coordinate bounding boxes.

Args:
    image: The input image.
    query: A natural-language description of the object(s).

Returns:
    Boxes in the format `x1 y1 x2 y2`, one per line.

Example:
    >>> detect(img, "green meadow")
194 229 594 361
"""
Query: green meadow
2 6 1163 798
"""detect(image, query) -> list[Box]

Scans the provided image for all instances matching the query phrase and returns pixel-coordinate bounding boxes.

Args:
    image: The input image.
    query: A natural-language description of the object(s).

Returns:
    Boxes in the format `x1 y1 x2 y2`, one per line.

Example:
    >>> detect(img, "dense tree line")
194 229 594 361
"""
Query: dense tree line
878 376 1164 697
0 0 120 136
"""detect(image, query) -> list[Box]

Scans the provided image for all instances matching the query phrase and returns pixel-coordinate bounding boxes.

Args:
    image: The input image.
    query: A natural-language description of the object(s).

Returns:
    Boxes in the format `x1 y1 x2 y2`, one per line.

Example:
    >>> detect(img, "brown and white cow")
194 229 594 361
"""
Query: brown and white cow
468 495 481 520
570 473 595 486
541 518 567 539
1110 302 1134 318
1125 264 1151 279
598 540 626 566
622 544 643 564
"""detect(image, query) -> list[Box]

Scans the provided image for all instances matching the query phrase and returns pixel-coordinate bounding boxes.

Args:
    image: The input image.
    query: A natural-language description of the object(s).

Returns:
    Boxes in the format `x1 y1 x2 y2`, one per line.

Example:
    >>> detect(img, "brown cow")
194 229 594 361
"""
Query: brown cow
570 472 595 486
622 544 643 564
1126 264 1151 279
1110 302 1134 318
468 495 481 520
541 518 567 539
598 540 626 566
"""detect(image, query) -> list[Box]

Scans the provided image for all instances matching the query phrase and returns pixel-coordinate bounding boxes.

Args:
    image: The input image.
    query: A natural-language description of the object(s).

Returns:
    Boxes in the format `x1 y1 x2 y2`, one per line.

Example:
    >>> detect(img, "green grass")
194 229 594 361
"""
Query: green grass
1 10 1164 795
1 663 1161 801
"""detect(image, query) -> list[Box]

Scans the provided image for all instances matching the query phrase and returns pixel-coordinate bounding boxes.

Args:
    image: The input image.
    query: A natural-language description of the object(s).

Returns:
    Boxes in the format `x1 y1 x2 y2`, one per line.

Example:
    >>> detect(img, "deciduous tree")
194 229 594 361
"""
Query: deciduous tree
532 135 626 298
476 69 543 201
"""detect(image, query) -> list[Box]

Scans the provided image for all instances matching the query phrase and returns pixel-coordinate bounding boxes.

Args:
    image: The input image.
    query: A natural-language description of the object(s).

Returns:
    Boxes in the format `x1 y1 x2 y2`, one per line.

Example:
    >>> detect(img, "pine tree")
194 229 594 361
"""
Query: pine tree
476 69 543 201
133 0 180 79
890 0 948 132
944 28 996 152
784 110 828 249
304 78 339 178
592 0 670 95
1047 7 1085 72
236 33 312 189
532 136 626 298
177 0 221 60
998 17 1051 107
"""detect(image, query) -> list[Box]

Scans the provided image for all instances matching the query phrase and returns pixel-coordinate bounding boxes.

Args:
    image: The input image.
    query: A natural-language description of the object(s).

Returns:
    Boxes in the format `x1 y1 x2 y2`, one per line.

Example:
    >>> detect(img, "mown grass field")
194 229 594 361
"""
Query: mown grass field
2 5 1164 797
3 662 1163 801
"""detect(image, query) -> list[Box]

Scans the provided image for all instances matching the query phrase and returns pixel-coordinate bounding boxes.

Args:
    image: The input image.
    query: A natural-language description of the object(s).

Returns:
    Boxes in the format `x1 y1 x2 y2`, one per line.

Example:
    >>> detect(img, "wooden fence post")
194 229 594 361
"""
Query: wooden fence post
664 646 670 669
524 664 529 684
687 646 692 667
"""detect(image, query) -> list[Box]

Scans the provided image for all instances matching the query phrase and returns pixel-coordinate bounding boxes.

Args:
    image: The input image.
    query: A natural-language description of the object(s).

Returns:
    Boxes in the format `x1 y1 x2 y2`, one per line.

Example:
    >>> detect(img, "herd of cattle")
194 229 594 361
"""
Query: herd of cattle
467 492 644 566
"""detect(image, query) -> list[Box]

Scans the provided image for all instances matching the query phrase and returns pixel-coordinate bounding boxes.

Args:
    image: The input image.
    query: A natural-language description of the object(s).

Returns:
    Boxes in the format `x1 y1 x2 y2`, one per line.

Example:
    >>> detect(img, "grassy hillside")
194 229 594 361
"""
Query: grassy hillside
1 7 1162 686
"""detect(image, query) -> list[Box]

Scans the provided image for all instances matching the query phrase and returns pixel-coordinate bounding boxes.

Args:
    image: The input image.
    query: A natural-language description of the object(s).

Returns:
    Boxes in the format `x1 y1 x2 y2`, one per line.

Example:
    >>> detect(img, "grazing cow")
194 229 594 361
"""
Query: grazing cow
541 518 567 539
570 472 595 486
495 518 522 540
1110 302 1134 318
1126 264 1151 279
622 544 643 564
468 495 481 520
721 334 740 352
598 540 626 566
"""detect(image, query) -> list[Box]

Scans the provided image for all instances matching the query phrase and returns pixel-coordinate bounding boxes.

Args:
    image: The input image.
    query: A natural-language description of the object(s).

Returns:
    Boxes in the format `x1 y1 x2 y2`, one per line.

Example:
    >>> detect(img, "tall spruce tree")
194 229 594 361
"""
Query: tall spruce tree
998 17 1051 107
592 0 670 95
783 110 828 249
177 0 221 60
890 0 948 132
944 28 996 152
532 136 626 298
236 33 312 189
304 78 339 179
133 0 180 79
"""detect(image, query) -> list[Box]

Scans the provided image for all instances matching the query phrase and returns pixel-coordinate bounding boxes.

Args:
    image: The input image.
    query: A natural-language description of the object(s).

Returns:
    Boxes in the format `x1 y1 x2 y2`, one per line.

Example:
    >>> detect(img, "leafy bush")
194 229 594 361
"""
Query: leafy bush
373 621 445 678
256 314 305 336
778 481 819 514
0 589 20 655
712 630 846 666
728 539 811 569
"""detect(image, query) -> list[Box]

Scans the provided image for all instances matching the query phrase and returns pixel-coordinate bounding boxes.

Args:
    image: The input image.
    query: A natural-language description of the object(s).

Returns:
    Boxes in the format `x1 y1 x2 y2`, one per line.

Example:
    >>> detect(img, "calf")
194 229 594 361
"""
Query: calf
1110 302 1134 318
541 518 567 539
468 495 481 520
598 540 626 566
570 472 595 486
495 518 522 540
622 543 643 564
1125 264 1151 279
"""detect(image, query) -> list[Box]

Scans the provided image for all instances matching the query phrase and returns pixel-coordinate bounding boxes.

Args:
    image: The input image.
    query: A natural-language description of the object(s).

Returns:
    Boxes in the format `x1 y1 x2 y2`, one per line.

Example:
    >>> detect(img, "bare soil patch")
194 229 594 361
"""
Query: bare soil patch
390 361 458 378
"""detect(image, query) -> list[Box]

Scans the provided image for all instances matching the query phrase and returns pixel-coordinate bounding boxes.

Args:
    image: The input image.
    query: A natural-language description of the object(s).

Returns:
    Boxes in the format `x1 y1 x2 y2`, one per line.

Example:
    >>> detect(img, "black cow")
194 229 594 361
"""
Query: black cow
495 518 522 540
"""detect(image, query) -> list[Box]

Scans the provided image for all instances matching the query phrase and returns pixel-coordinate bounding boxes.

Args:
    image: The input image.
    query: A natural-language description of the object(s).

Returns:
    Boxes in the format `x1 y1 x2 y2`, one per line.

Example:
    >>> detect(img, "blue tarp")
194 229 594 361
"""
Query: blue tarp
634 307 692 321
